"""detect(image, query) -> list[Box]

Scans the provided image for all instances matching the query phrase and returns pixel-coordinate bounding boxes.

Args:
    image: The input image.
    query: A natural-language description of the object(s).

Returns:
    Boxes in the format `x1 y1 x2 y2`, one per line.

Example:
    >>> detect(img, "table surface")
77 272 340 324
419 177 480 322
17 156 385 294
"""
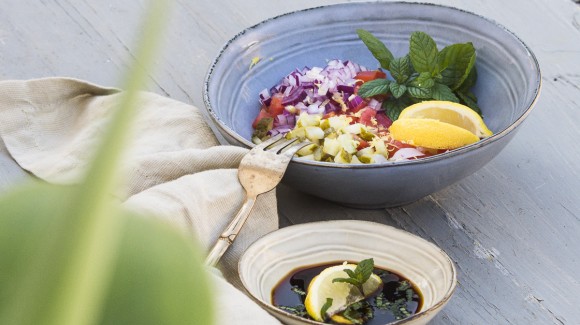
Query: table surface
1 0 579 324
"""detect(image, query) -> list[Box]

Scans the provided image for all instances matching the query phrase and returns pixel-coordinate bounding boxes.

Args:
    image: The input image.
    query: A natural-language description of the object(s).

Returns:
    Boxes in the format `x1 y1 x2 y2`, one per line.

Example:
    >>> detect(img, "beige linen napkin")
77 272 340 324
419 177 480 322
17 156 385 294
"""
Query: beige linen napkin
0 77 282 324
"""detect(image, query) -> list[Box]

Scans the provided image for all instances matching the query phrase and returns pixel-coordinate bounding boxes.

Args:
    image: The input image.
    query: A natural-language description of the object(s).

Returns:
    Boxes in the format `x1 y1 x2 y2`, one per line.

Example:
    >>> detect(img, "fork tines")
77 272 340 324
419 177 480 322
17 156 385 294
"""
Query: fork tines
254 134 309 157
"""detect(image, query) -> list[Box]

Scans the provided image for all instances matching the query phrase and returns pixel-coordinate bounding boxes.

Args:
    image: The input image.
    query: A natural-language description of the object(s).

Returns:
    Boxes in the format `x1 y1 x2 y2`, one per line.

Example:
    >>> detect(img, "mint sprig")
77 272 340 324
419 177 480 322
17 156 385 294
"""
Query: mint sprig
332 258 375 295
357 29 481 119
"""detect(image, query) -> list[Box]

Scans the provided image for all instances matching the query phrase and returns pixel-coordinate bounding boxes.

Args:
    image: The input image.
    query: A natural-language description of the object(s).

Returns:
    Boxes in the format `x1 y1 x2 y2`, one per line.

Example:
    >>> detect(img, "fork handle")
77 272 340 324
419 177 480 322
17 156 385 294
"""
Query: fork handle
205 195 257 267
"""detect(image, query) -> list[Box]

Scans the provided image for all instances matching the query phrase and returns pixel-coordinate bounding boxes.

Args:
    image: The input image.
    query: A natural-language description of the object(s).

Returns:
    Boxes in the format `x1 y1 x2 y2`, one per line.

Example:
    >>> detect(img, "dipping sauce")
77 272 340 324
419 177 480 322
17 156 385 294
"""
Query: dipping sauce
272 262 423 324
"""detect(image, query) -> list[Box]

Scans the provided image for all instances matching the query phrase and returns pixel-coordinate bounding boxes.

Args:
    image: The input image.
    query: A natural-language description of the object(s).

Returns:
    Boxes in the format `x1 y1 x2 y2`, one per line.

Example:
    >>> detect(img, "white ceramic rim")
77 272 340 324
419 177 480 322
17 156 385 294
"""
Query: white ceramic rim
238 220 458 325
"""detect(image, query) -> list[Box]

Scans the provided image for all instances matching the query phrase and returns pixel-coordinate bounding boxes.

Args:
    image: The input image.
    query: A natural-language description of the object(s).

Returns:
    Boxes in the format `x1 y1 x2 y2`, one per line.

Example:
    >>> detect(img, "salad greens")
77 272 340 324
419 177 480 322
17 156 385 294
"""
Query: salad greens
357 29 481 120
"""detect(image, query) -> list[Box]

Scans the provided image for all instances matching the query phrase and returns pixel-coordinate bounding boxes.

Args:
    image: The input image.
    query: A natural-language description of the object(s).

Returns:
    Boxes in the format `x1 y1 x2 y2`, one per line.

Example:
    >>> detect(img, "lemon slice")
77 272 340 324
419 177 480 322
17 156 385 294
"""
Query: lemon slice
304 263 382 322
390 118 480 149
398 100 493 138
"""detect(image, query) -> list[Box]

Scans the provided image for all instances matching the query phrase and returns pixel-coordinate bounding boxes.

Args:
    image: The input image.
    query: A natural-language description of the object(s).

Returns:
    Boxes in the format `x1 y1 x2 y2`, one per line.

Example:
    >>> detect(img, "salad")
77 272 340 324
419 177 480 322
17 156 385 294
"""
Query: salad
251 30 492 164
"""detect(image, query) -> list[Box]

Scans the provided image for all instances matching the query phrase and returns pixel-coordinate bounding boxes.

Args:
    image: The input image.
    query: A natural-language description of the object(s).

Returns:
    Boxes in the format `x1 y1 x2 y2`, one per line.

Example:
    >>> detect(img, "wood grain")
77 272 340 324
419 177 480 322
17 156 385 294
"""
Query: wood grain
1 0 579 324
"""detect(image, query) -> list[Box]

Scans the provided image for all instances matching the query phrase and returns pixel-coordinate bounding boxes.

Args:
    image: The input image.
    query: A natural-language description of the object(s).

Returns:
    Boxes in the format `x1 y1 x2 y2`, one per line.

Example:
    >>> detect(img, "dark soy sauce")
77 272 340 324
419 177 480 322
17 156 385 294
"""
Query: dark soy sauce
272 262 423 324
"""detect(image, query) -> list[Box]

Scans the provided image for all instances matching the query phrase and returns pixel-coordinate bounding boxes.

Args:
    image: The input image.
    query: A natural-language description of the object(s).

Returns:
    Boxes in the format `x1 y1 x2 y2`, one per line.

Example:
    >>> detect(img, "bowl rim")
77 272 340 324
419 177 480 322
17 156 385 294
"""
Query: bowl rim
238 220 458 325
202 1 542 169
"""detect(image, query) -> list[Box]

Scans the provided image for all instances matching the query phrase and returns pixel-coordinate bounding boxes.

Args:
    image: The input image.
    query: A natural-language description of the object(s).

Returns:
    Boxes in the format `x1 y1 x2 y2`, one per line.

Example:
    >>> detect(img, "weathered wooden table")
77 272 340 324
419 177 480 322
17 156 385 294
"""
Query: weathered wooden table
1 0 578 324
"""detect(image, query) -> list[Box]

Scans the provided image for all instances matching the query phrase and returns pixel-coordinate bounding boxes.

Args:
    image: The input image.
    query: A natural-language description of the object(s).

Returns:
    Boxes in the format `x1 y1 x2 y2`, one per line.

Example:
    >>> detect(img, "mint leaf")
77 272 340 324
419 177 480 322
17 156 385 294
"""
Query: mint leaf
431 82 459 102
356 258 374 283
383 97 412 121
356 29 481 120
320 298 333 321
409 31 439 74
407 86 432 99
357 29 394 69
332 259 375 296
457 90 481 114
374 292 390 309
389 55 411 84
438 43 476 90
458 65 478 91
389 82 407 99
357 79 390 98
456 66 481 114
341 301 373 325
290 285 306 297
278 304 308 317
344 269 357 279
408 72 435 89
333 277 361 287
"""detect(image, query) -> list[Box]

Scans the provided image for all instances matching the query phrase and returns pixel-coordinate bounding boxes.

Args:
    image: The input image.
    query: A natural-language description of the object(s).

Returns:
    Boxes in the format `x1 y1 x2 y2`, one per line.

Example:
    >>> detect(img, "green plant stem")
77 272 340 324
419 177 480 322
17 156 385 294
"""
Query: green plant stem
38 1 172 324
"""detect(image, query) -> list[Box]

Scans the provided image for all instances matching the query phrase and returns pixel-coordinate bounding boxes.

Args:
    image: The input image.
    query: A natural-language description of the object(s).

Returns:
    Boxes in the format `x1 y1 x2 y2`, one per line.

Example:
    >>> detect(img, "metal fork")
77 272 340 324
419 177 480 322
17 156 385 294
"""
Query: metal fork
205 134 309 267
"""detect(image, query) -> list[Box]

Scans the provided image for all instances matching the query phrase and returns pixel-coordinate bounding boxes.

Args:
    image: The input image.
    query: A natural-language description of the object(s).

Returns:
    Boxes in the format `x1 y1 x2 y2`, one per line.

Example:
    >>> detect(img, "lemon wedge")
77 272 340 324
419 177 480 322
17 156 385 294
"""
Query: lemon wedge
304 263 382 322
390 118 480 149
397 100 493 138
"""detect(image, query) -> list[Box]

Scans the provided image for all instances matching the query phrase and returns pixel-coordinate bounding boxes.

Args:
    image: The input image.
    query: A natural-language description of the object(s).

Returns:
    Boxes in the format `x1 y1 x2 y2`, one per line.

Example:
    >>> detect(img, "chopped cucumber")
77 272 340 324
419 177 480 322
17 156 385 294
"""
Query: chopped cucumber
334 149 352 164
344 123 364 134
328 115 351 131
338 133 358 154
305 126 324 141
323 138 341 156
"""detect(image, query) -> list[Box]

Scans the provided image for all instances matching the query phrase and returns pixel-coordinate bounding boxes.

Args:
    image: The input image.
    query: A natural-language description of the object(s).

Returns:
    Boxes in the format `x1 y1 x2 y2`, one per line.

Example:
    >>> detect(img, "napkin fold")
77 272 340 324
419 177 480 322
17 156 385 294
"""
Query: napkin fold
0 77 282 324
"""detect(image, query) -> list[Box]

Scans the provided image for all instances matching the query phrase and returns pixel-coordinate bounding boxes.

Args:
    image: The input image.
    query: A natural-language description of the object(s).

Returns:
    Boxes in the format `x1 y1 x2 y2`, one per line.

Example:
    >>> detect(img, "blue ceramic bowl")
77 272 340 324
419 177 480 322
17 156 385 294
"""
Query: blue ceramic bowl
203 2 541 208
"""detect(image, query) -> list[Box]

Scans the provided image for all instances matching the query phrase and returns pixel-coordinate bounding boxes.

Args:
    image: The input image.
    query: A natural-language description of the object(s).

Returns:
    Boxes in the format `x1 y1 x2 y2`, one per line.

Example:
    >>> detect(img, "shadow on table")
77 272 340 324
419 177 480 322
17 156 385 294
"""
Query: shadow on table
276 183 408 228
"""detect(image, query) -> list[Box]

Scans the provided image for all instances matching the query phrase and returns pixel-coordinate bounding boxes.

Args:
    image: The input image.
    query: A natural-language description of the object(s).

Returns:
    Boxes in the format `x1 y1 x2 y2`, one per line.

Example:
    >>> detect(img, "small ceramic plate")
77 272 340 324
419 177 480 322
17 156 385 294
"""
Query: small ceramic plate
239 220 457 325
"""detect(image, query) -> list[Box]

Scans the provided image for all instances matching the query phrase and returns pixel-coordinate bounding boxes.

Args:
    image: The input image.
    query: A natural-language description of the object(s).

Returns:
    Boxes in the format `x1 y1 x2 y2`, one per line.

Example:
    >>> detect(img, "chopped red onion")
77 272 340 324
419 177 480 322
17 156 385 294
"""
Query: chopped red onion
295 102 307 109
368 98 382 110
375 112 392 128
337 84 355 94
277 114 288 126
258 59 386 134
282 88 307 106
348 95 364 110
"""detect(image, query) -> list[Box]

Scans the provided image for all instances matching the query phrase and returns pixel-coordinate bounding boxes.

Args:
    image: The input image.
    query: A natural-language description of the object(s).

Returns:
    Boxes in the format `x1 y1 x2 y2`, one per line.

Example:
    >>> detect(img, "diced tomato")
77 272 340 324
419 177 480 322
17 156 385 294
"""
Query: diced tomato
388 139 415 150
355 70 387 83
375 112 393 128
355 137 370 150
359 107 377 126
252 107 272 129
268 93 285 116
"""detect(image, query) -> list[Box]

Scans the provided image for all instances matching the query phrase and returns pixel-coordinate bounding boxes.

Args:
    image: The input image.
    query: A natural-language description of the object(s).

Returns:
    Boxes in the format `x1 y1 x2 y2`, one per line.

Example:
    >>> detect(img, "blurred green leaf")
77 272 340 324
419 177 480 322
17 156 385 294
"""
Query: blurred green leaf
0 184 213 325
99 208 213 325
0 0 214 324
